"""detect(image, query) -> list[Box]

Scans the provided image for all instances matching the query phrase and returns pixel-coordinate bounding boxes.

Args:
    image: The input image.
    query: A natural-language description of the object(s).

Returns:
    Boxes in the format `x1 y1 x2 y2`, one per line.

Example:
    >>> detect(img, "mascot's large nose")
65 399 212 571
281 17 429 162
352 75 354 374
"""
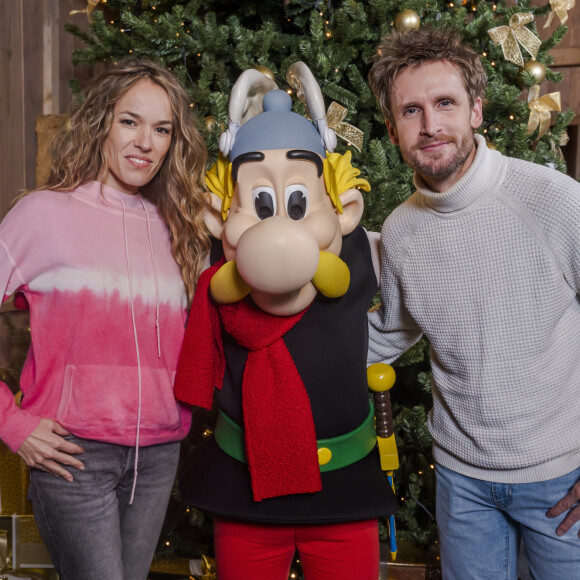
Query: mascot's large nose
236 216 319 294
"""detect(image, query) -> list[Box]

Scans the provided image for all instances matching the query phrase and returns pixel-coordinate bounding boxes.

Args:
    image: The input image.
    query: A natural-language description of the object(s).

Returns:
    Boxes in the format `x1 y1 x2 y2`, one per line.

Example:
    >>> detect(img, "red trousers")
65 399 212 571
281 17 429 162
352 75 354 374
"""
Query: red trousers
213 518 379 580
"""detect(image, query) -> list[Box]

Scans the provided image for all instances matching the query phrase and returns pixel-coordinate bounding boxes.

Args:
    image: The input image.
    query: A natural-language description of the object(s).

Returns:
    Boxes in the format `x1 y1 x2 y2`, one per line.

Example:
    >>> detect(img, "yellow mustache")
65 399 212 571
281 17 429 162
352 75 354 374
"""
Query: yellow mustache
209 252 350 304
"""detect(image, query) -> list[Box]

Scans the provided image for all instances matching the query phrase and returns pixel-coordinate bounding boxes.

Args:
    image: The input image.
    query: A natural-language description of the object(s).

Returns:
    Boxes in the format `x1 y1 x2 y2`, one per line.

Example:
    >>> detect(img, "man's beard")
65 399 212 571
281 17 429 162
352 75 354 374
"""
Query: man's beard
401 131 475 181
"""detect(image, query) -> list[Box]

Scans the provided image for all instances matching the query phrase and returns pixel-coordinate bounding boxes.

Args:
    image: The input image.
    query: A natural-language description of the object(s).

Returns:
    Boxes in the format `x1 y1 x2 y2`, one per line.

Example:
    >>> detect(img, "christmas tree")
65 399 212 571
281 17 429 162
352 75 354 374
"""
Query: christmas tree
65 0 575 563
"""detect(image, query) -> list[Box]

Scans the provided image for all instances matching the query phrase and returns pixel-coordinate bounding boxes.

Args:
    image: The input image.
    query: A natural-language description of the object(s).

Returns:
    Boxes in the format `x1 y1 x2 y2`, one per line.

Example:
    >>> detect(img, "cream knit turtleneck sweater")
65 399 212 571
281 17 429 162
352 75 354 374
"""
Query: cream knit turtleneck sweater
368 134 580 483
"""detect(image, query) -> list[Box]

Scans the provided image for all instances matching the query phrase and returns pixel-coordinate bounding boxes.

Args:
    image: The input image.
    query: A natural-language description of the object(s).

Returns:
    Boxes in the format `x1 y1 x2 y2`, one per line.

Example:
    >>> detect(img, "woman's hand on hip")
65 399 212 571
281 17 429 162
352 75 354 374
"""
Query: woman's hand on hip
16 418 85 482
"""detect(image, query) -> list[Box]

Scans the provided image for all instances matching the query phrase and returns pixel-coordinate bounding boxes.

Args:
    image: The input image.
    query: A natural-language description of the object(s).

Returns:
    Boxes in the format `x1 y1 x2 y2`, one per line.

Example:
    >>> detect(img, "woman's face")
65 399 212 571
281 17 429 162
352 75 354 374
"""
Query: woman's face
102 79 173 195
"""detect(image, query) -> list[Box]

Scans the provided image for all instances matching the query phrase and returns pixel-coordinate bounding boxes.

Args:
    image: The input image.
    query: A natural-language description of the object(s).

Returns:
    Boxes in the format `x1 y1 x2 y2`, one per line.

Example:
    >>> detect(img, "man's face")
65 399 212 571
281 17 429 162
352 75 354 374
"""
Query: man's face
386 60 483 192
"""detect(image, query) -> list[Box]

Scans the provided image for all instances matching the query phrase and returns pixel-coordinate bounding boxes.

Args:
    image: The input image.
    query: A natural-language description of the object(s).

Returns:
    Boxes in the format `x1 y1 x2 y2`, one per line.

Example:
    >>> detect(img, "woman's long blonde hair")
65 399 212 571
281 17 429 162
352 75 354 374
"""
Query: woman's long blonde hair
29 58 210 307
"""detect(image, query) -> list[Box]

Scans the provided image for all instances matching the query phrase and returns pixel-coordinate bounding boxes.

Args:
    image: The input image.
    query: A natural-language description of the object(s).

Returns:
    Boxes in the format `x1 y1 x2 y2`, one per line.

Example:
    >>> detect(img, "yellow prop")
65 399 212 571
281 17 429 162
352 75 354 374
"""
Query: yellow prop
311 251 350 298
209 260 252 304
488 13 542 67
367 363 399 472
368 362 399 560
527 84 561 141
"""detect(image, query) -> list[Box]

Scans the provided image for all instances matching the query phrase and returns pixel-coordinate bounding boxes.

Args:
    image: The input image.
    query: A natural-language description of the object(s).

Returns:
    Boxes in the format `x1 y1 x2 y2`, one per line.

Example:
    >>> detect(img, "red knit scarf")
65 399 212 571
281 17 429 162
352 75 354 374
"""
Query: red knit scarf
174 261 322 501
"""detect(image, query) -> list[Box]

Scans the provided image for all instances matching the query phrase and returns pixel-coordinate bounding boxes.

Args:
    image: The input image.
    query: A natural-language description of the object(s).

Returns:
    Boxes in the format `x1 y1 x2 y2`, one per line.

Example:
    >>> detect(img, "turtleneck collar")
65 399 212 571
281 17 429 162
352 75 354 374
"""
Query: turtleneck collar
413 134 507 213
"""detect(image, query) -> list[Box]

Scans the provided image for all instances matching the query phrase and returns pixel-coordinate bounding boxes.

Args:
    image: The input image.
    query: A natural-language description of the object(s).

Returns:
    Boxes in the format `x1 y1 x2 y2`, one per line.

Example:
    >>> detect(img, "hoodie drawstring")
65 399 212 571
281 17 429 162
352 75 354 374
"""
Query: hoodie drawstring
141 199 162 358
120 197 163 503
121 199 145 505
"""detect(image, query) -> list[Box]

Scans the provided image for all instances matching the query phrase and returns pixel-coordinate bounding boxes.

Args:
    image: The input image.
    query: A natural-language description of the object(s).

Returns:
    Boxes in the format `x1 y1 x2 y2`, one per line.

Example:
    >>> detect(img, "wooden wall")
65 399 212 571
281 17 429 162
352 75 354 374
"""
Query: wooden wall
0 0 93 218
539 3 580 178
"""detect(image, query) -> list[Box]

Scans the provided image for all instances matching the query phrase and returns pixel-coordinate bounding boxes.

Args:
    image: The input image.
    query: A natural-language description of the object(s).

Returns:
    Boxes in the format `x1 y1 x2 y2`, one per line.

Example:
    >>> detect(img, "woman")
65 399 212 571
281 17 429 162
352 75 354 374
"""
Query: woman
0 59 210 580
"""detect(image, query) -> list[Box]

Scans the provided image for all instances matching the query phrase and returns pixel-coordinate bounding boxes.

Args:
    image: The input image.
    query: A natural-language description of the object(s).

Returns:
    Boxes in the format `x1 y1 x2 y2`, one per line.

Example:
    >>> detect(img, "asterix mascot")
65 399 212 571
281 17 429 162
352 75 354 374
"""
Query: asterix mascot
174 63 397 580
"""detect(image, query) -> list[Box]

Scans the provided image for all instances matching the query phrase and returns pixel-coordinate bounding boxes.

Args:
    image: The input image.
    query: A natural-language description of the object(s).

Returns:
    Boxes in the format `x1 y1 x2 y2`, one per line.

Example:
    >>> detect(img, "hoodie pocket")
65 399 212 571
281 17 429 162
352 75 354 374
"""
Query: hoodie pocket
57 364 180 433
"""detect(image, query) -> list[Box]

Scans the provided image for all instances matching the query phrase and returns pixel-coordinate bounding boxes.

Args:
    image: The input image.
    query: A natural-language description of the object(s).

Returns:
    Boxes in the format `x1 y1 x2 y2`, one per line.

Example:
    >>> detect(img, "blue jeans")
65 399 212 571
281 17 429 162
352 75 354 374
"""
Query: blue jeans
28 436 180 580
436 464 580 580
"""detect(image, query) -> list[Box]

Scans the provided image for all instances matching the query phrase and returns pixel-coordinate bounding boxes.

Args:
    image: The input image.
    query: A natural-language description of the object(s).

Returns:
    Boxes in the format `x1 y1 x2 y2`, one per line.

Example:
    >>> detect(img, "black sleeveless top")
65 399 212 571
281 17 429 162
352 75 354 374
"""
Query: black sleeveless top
178 226 398 523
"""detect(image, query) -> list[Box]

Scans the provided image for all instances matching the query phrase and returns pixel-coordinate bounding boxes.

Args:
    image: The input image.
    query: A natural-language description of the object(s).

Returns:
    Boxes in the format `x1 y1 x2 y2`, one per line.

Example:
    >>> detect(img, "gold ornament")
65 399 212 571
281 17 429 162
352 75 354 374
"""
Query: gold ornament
485 139 498 150
204 115 218 133
254 65 276 82
69 0 101 22
326 102 364 152
394 9 421 33
544 0 575 28
488 13 542 67
520 59 546 85
527 84 561 141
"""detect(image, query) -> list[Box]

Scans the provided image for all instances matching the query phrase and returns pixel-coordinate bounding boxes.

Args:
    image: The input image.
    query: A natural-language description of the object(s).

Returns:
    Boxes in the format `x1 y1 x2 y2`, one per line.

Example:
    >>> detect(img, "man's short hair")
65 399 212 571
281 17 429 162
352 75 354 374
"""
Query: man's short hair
368 27 487 123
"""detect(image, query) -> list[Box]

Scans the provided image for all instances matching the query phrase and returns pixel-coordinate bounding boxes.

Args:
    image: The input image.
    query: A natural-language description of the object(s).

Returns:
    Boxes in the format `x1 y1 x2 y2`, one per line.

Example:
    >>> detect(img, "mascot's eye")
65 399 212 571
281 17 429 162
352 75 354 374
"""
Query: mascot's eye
252 187 276 220
285 186 309 221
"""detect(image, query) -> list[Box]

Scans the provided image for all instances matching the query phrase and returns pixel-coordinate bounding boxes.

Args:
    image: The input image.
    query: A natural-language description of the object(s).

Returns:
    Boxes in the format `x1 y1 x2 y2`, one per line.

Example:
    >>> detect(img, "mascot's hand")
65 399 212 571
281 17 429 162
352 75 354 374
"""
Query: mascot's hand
219 121 241 156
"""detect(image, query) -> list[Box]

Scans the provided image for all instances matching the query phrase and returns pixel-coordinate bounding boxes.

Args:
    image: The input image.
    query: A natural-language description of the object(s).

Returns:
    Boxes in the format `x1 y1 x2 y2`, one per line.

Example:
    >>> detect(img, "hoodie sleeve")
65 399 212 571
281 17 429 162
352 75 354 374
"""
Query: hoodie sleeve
0 203 42 451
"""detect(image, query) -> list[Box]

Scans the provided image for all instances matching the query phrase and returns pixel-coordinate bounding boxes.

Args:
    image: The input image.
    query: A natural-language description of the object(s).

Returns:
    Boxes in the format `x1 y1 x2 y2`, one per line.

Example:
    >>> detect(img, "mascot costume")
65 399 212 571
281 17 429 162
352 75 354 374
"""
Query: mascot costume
175 63 398 580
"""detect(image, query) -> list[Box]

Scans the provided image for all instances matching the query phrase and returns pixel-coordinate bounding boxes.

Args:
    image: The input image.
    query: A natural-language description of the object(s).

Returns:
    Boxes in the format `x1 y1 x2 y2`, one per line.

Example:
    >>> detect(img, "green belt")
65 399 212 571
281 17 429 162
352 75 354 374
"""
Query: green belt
214 403 377 472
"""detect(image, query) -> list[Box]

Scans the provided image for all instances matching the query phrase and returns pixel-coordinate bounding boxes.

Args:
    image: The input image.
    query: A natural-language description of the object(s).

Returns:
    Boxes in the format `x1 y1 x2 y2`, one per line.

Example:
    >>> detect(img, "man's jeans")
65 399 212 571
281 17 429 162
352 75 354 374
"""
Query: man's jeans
436 463 580 580
28 436 180 580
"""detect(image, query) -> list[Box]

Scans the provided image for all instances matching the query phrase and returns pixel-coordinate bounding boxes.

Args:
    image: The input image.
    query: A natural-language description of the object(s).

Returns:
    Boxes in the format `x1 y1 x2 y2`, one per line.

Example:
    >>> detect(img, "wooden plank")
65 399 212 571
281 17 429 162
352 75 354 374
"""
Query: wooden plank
551 48 580 67
59 0 95 113
544 65 580 126
43 0 62 115
0 1 29 217
22 0 44 194
561 125 580 180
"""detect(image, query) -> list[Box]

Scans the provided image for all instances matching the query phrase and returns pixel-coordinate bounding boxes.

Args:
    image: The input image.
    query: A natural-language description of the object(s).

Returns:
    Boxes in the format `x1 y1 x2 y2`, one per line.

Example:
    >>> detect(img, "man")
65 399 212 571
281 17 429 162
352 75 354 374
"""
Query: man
367 26 580 579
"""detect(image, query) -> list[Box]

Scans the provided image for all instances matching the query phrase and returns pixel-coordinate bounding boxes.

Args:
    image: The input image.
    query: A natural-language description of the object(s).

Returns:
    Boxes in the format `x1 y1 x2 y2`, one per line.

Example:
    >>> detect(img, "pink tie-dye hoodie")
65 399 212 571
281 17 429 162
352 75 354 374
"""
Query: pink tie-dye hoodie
0 181 192 452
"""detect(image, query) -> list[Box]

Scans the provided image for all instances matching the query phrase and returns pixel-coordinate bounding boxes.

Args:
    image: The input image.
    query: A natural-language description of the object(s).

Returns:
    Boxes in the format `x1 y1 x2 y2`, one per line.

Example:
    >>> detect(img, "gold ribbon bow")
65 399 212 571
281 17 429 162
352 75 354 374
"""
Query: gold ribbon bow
488 13 542 67
550 131 569 159
326 102 364 152
544 0 576 28
69 0 101 22
527 84 561 141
